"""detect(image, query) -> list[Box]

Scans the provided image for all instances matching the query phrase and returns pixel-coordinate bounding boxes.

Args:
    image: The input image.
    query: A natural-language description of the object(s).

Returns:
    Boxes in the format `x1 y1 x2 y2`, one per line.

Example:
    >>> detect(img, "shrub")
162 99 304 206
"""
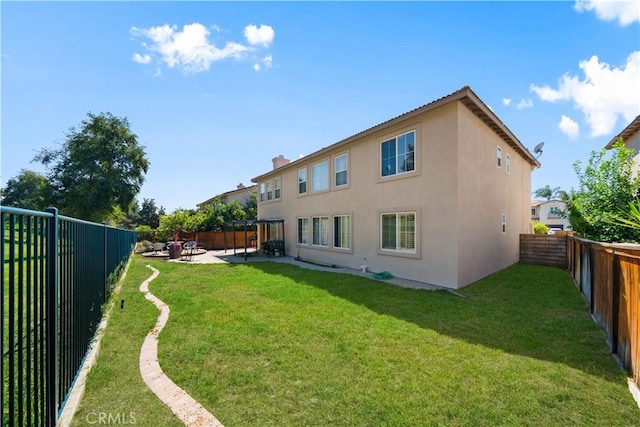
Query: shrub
135 225 155 242
532 221 550 234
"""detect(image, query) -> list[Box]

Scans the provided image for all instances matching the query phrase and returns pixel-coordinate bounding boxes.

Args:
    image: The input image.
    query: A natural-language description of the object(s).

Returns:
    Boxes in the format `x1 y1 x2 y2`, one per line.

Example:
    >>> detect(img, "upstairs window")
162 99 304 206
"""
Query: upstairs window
506 154 511 173
274 178 281 200
266 181 273 201
311 160 329 192
335 154 348 187
298 168 307 194
502 214 507 233
497 147 502 168
381 131 415 177
548 207 563 218
259 183 265 202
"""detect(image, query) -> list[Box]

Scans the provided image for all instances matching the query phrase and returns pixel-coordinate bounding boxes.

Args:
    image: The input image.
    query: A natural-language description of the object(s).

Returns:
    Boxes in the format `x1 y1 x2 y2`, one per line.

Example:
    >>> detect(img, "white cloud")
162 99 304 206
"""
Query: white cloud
244 24 274 47
502 98 511 106
132 53 151 64
574 0 640 26
530 51 640 137
559 115 580 139
253 55 274 72
516 98 533 110
131 22 274 73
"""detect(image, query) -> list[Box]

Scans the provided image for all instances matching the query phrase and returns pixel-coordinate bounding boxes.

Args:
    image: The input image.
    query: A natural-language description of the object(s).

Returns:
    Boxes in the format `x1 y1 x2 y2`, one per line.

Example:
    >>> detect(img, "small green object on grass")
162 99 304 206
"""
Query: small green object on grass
373 271 393 280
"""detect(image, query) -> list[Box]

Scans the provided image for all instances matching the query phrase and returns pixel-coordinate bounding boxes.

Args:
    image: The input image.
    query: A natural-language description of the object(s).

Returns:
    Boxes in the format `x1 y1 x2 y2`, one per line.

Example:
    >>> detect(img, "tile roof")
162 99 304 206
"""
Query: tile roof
253 85 540 182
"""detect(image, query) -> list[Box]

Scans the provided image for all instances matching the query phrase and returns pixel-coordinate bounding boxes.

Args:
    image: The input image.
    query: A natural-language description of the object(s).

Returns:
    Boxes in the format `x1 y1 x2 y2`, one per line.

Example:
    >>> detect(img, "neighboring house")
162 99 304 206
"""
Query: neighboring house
198 183 257 208
531 199 569 230
251 86 540 290
605 115 640 176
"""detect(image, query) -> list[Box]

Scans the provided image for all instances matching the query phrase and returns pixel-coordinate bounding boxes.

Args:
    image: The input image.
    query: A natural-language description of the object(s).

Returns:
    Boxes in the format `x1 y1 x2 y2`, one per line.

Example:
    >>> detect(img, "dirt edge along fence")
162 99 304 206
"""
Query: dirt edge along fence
1 206 136 426
567 236 639 392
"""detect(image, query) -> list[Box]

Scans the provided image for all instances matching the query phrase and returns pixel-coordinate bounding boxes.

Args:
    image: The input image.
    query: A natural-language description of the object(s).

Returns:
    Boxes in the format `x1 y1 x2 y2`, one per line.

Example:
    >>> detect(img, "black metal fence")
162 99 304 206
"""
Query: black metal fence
1 206 136 426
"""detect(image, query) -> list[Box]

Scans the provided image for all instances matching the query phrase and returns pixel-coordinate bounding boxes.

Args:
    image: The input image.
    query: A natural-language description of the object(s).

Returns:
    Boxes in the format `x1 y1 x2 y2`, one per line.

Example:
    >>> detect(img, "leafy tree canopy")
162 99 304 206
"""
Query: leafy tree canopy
533 185 568 201
0 169 52 211
568 139 640 243
155 201 249 242
34 112 149 223
139 198 163 228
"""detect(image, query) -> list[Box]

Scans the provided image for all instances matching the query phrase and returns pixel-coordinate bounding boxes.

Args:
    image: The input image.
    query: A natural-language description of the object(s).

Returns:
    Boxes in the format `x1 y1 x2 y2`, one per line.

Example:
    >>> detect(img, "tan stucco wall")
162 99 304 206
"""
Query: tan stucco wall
626 132 640 177
257 100 533 289
456 104 532 286
224 188 255 207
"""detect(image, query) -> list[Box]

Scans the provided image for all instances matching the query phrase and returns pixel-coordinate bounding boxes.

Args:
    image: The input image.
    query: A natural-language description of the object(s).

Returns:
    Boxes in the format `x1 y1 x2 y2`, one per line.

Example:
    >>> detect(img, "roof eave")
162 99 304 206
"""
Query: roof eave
251 86 540 182
605 115 640 149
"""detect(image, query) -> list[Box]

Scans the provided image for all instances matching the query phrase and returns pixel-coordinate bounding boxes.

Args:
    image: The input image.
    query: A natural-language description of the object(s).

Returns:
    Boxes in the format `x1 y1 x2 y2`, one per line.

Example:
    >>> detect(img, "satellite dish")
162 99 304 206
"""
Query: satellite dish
533 142 544 158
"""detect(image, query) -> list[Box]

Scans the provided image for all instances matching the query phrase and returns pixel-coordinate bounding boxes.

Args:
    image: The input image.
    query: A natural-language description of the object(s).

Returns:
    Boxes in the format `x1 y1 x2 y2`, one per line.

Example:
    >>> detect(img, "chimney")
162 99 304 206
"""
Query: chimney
237 183 245 190
272 154 291 170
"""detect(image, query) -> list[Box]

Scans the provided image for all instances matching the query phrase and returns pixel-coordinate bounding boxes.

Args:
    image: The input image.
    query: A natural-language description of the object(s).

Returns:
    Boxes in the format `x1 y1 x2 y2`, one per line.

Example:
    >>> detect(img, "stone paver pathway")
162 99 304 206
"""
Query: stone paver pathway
140 265 223 427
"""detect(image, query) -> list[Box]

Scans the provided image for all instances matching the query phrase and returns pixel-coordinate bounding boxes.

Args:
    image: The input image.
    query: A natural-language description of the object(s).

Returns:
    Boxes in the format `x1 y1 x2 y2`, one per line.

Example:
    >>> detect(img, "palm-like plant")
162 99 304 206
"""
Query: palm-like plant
610 199 640 231
534 185 568 201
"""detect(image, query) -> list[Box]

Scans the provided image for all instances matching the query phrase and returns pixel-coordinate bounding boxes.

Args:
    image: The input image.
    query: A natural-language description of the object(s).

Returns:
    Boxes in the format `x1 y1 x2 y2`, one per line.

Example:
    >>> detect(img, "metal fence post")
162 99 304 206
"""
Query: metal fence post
104 223 108 301
45 207 59 427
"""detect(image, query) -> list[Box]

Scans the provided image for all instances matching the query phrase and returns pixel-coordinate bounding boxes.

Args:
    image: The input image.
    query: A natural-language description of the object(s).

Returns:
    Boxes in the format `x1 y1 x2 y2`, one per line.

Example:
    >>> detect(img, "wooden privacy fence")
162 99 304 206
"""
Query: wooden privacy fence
179 230 257 250
520 234 567 268
567 236 639 390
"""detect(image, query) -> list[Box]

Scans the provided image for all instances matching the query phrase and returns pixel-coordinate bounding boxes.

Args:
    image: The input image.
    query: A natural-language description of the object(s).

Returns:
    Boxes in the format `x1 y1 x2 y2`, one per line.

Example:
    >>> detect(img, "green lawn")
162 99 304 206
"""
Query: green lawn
72 256 638 426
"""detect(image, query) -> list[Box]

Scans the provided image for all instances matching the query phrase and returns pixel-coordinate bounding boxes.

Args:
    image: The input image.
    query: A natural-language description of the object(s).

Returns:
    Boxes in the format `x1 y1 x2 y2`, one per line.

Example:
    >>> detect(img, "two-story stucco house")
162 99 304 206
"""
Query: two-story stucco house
252 86 540 290
531 199 570 230
197 183 257 209
606 115 640 176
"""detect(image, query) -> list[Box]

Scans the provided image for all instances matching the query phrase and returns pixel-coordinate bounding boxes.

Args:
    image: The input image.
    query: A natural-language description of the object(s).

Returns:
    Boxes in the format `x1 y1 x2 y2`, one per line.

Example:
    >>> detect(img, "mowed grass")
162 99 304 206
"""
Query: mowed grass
73 256 638 426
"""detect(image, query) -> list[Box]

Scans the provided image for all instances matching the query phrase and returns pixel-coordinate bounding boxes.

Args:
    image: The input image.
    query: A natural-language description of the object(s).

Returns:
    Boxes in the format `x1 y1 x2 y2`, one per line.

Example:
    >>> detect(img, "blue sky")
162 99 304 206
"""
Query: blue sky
2 1 639 213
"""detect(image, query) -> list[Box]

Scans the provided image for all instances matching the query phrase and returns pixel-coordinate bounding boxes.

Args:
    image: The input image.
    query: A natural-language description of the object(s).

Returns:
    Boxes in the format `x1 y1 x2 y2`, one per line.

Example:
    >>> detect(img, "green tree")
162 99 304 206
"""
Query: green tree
34 112 149 222
139 198 163 228
534 185 567 201
0 169 52 211
568 139 640 242
244 190 257 220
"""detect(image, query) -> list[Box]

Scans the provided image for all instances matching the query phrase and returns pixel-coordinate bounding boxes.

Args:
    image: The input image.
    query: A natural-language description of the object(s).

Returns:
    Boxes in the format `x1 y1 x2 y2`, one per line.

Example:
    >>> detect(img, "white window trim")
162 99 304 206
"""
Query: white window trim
311 159 330 193
502 213 507 233
506 154 511 173
497 146 503 168
266 181 273 201
334 153 349 189
297 217 309 246
333 214 351 250
380 130 417 179
298 168 308 196
259 183 266 203
274 177 281 200
380 211 417 254
311 216 329 247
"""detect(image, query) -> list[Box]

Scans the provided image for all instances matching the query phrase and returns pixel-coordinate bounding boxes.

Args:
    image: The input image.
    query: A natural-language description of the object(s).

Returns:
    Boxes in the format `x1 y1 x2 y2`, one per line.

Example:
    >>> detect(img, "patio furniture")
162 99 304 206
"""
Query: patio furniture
265 240 285 257
182 241 198 262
